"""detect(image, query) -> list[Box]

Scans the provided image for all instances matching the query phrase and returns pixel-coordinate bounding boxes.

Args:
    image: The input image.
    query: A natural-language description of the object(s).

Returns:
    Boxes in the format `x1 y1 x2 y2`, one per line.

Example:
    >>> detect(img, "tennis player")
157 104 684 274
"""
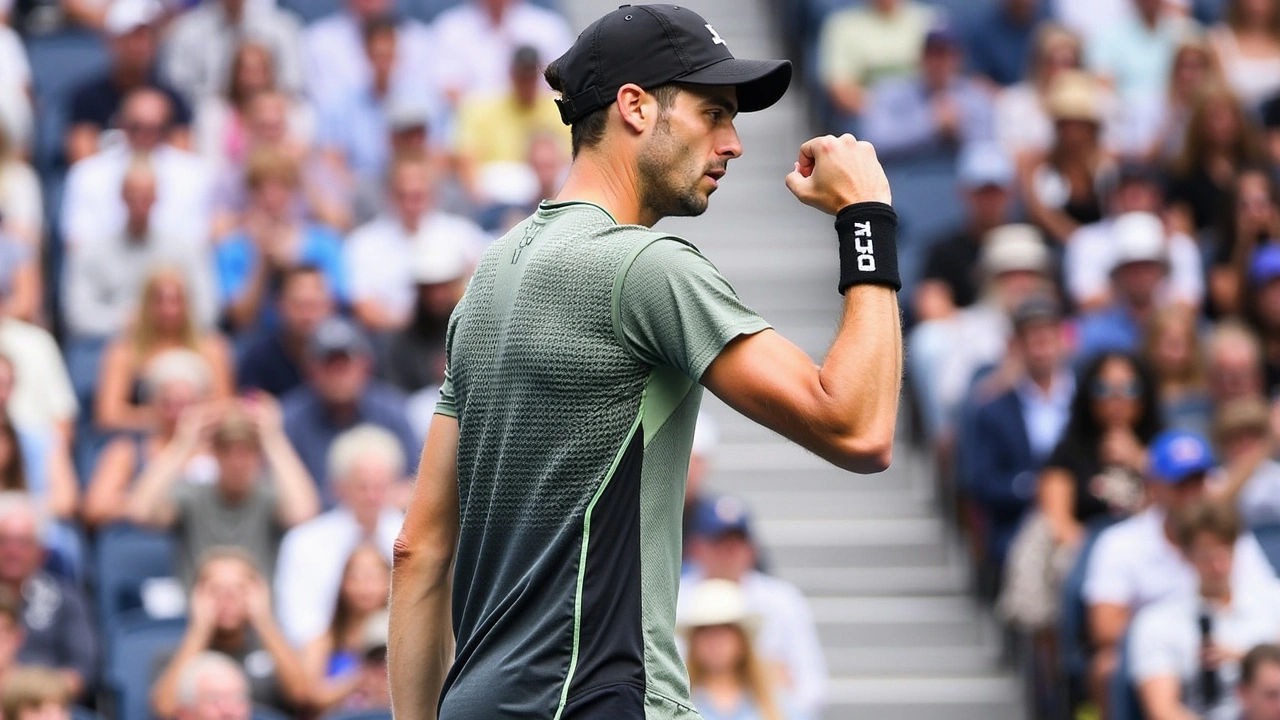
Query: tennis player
389 4 903 719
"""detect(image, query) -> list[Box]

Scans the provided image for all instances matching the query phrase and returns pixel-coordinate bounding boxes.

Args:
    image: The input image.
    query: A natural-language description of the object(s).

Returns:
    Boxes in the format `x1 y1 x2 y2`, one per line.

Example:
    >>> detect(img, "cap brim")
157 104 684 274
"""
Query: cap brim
675 58 793 113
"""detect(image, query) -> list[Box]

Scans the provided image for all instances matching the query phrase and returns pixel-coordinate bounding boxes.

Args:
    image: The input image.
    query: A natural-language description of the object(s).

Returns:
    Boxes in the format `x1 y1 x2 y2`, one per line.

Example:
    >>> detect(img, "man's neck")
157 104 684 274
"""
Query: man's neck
324 399 359 425
1139 8 1161 29
113 65 148 89
212 626 247 651
398 212 422 234
125 221 149 241
1202 587 1233 608
555 149 649 226
1028 368 1059 394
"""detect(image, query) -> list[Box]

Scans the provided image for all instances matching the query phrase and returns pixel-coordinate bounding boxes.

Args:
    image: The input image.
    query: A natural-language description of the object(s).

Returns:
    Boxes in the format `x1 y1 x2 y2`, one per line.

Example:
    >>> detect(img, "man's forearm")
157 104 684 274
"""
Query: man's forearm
389 554 454 719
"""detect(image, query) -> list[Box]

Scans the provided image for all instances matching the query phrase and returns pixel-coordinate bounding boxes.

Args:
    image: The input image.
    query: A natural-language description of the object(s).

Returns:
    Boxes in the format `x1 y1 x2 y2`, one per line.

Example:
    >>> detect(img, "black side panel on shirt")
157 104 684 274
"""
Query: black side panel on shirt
563 681 647 720
566 427 646 704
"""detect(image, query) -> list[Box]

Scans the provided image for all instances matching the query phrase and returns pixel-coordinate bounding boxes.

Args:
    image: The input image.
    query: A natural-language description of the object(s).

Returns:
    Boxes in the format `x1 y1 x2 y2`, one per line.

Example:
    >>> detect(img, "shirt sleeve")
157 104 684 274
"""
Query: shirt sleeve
615 238 770 382
1128 604 1186 683
56 584 99 688
435 314 458 418
1083 526 1135 606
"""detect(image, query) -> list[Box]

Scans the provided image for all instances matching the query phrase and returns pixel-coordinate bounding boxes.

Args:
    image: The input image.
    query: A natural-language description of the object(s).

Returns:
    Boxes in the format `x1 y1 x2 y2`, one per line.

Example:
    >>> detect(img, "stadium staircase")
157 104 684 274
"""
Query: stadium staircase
558 1 1025 718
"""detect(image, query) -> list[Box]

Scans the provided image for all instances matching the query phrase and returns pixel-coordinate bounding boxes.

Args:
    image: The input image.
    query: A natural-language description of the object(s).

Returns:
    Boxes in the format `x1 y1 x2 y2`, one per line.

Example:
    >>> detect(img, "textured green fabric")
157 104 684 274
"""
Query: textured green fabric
433 201 769 719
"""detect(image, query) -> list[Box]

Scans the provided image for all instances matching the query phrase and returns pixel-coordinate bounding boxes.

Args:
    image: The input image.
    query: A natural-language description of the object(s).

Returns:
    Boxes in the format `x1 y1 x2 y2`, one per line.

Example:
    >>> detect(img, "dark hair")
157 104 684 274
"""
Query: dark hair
327 544 389 650
1063 352 1163 445
1172 499 1242 549
0 417 27 494
362 14 399 46
543 59 680 157
280 263 326 294
1242 644 1280 686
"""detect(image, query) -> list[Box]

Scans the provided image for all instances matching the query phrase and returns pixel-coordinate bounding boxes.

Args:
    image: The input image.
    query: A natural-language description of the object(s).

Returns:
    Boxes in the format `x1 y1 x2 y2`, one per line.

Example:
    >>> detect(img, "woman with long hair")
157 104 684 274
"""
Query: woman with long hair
1019 70 1114 244
1142 307 1212 433
301 544 392 713
1210 0 1280 109
83 349 215 529
681 579 798 720
994 23 1087 162
1125 36 1222 163
1210 167 1280 316
94 267 233 433
1167 83 1266 235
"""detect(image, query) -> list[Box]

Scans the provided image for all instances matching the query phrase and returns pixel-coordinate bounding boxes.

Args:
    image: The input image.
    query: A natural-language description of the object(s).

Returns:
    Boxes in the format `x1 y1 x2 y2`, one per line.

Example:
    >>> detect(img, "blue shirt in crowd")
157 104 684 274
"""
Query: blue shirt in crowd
215 225 349 331
1075 304 1143 363
860 76 994 161
281 381 420 506
965 2 1047 86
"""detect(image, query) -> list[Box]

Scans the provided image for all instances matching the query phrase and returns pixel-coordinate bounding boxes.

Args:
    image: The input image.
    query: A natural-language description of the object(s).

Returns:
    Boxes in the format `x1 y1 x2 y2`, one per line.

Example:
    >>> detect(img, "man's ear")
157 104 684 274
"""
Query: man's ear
616 83 656 135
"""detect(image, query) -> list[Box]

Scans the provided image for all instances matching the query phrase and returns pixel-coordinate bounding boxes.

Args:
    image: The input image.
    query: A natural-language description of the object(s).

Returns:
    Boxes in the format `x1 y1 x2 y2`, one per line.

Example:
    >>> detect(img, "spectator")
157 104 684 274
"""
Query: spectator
1211 396 1280 526
215 146 348 333
1239 644 1280 720
173 651 251 720
0 214 38 327
1084 430 1278 712
860 27 995 161
345 154 483 335
299 545 391 711
1018 70 1112 244
281 317 419 494
1129 500 1280 720
993 23 1091 162
1143 307 1213 432
0 406 78 534
60 87 212 251
967 297 1074 572
816 0 936 121
682 413 720 564
191 42 315 171
0 266 76 440
83 349 214 530
95 266 232 434
126 398 319 586
678 578 799 720
151 549 308 717
1245 246 1280 387
1052 0 1193 42
1209 0 1280 110
303 0 436 110
454 46 570 204
62 159 217 341
0 22 31 157
274 424 403 645
0 124 41 250
64 0 193 164
1211 168 1280 316
909 223 1054 443
1167 83 1265 235
967 0 1049 88
1075 212 1175 360
1207 320 1267 403
1120 35 1222 162
237 265 335 398
162 0 305 104
1087 0 1200 105
316 17 426 190
0 666 73 720
0 493 96 700
681 497 827 716
0 593 24 691
432 0 573 104
1065 164 1205 313
914 143 1015 321
383 238 470 398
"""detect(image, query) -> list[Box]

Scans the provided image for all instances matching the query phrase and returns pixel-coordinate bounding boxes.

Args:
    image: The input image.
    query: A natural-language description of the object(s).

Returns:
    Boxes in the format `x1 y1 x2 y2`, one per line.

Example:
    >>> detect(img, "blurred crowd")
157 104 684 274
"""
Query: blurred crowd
0 0 842 718
804 0 1280 717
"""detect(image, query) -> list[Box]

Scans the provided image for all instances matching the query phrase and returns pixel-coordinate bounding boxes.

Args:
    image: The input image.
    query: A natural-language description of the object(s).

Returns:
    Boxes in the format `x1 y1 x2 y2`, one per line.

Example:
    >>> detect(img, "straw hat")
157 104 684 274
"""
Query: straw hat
676 579 761 636
1045 70 1103 123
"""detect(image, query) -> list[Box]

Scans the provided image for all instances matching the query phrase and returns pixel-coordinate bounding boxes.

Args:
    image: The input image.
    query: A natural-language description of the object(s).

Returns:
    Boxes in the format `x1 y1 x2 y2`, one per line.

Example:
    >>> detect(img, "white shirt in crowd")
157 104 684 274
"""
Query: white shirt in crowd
1084 508 1278 611
1129 583 1280 720
302 11 437 110
0 24 32 154
679 569 829 717
0 318 78 430
0 160 43 243
273 506 403 647
161 0 306 102
1052 0 1190 44
60 144 213 249
61 227 217 338
1237 460 1280 529
1016 371 1075 460
344 211 487 322
432 0 573 100
1064 218 1204 308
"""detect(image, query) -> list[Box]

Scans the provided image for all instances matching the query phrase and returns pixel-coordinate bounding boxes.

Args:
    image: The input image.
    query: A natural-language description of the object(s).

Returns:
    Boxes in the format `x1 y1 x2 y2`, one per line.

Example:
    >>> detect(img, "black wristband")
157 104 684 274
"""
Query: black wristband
834 202 900 294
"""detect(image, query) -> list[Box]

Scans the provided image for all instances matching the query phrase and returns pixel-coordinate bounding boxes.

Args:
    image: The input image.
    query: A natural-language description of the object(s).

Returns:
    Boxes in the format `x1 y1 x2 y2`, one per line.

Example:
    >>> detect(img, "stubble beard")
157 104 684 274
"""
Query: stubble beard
637 118 711 221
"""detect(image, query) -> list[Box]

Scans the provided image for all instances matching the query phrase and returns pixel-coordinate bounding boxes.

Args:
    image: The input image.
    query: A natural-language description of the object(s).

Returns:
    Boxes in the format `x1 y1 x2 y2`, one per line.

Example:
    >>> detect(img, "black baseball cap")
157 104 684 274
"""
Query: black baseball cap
551 4 792 125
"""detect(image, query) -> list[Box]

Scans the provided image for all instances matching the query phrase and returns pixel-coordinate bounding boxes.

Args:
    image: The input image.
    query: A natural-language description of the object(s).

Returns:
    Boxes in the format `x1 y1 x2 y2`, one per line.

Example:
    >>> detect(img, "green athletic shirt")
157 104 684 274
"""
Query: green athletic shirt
432 200 770 719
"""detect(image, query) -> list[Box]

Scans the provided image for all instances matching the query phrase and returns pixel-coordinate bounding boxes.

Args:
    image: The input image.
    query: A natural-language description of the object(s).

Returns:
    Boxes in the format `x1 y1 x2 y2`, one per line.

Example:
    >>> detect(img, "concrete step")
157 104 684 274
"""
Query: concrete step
779 561 971 597
825 676 1025 720
826 645 1005 676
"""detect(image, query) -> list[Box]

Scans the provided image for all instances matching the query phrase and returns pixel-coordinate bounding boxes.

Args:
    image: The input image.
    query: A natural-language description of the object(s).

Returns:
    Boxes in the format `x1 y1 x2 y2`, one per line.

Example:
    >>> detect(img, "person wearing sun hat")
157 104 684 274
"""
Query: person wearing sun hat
1210 395 1280 528
1083 429 1279 710
1075 211 1174 362
677 579 796 720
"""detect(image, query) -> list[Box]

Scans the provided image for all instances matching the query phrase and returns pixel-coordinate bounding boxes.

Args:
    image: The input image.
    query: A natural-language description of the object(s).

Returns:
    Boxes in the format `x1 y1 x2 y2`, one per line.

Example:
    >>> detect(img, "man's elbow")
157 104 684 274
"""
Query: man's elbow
831 432 894 474
392 529 455 583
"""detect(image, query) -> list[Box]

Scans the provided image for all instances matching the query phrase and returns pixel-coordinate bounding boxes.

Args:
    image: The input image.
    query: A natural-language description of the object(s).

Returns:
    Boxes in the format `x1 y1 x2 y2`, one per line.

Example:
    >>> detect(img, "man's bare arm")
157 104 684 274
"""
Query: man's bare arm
702 135 902 473
389 414 461 720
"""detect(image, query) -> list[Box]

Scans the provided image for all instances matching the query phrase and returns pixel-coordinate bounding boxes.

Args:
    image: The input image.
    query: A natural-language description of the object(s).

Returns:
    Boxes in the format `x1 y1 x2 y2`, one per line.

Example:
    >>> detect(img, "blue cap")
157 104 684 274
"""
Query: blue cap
1148 430 1216 484
1250 245 1280 285
693 496 752 539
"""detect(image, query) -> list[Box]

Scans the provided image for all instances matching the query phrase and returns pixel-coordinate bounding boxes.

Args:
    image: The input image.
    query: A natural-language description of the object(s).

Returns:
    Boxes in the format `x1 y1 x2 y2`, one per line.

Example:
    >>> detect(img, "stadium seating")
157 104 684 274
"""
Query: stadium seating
94 524 177 635
1253 523 1280 574
104 612 186 720
22 29 107 173
1109 630 1146 720
322 710 394 720
1057 520 1119 713
70 707 103 720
